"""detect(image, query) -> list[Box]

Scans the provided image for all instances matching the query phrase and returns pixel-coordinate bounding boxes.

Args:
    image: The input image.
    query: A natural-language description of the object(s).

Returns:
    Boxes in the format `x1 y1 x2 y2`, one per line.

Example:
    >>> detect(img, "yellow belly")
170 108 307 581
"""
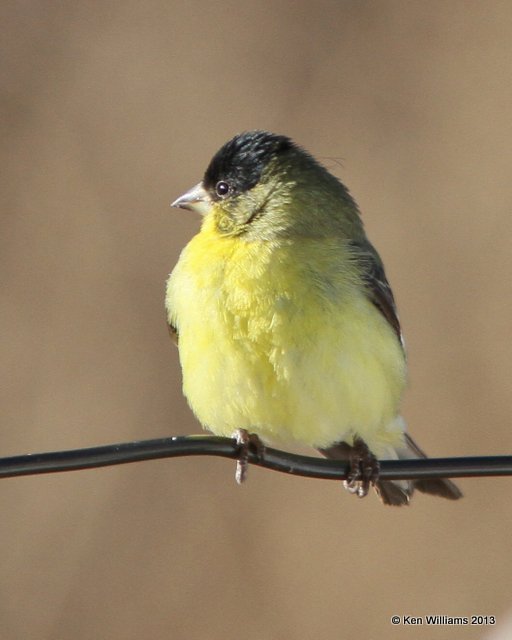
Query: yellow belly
166 222 407 454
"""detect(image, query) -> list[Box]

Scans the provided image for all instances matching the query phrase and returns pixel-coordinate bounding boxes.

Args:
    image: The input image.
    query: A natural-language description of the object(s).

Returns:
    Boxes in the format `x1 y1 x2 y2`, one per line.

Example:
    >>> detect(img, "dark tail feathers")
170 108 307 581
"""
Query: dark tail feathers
403 433 463 502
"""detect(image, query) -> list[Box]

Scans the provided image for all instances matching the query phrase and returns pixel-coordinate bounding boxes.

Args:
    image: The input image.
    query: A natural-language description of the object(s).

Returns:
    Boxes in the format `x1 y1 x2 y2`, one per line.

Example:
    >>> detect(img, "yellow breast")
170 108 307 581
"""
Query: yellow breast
166 217 407 453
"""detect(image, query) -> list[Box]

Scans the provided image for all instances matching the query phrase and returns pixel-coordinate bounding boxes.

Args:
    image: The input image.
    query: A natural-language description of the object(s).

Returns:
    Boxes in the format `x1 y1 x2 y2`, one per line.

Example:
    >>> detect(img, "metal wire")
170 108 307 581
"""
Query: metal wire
0 435 510 480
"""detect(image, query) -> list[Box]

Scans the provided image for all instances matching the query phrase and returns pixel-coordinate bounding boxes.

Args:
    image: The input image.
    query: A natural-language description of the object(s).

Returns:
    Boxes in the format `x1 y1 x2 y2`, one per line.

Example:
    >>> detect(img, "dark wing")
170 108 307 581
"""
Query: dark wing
349 240 404 350
167 316 179 345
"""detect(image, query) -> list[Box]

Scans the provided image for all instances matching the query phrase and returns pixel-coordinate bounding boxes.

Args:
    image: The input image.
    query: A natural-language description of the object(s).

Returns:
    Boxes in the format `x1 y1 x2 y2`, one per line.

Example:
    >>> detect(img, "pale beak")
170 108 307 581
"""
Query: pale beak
171 182 211 215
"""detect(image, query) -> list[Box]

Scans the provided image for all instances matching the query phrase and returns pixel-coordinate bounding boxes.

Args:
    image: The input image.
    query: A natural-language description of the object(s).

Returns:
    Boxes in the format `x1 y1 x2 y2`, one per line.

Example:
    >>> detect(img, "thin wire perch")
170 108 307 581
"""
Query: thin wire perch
0 435 510 480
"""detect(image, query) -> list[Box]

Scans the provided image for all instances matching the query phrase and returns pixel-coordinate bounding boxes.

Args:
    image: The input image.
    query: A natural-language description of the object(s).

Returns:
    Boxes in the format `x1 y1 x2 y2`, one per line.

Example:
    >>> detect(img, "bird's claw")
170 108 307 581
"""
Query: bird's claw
343 437 380 498
233 429 265 484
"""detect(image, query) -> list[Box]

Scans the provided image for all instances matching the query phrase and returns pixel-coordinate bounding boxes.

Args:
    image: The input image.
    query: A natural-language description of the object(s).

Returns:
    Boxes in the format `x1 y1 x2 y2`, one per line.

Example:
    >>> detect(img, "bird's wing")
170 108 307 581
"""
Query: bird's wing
349 240 404 350
167 316 179 345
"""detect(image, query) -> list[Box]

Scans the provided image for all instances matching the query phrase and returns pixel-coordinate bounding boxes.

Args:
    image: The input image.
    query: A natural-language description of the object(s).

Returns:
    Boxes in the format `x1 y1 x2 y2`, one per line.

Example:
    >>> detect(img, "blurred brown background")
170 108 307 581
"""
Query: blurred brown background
2 2 512 639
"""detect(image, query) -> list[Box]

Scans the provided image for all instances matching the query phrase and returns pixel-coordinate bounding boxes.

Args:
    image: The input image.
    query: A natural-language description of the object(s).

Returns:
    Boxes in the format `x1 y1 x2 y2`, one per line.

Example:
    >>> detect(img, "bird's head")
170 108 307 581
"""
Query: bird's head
172 130 362 240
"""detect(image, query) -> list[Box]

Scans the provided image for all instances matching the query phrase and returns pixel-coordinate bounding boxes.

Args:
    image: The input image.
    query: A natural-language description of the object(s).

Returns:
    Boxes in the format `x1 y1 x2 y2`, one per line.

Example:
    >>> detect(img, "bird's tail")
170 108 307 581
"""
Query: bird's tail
399 433 463 502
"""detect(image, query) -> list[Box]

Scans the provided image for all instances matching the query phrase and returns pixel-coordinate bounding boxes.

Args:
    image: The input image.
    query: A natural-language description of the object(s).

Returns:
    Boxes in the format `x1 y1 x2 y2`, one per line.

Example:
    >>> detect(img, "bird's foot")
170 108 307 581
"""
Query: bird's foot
343 437 380 498
233 429 265 484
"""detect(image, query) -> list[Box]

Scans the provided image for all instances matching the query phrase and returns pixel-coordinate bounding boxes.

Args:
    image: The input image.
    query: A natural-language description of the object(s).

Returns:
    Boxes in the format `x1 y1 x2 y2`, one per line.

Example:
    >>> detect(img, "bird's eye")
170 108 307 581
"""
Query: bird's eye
215 181 231 198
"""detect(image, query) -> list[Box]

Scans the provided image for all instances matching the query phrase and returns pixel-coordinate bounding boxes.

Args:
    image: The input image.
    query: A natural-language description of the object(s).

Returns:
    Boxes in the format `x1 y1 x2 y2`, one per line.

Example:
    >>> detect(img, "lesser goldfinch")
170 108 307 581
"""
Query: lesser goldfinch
166 131 462 505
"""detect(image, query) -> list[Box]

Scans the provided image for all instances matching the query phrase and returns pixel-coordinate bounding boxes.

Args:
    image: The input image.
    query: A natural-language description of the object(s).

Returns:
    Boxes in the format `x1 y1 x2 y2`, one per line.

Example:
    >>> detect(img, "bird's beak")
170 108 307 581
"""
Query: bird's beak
171 182 211 215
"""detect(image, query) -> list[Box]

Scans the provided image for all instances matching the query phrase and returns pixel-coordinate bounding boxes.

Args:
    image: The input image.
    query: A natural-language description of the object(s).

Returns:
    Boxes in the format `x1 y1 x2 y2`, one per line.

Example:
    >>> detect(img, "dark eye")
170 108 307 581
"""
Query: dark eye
215 181 231 198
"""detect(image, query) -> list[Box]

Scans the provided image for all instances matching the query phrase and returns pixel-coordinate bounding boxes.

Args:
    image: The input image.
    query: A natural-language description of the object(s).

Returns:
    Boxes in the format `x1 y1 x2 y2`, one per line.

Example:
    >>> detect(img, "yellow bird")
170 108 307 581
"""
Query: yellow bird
166 131 462 505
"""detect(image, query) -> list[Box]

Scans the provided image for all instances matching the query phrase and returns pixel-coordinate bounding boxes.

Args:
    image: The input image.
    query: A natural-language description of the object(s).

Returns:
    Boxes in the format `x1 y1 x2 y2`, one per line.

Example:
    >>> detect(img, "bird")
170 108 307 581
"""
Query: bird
166 130 462 505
